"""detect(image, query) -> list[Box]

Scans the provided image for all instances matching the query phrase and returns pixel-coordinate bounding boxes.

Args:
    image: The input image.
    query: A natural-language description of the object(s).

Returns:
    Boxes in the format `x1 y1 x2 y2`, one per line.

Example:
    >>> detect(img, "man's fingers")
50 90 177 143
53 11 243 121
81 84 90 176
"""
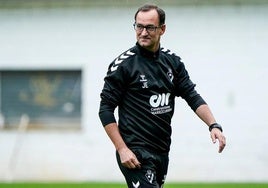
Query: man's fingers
210 130 226 153
211 133 216 143
133 159 141 169
123 159 141 169
218 135 226 153
130 158 141 169
121 156 141 169
128 161 137 169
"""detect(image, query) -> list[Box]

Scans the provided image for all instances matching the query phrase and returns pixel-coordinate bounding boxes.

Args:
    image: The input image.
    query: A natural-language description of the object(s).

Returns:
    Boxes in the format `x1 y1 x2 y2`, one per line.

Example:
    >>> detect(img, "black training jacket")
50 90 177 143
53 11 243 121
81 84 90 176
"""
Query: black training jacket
99 43 206 153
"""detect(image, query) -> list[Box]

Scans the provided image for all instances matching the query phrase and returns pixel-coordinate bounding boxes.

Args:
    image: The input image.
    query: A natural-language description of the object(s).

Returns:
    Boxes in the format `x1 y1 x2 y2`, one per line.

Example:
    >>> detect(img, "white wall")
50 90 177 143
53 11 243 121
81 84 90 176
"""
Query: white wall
0 5 268 182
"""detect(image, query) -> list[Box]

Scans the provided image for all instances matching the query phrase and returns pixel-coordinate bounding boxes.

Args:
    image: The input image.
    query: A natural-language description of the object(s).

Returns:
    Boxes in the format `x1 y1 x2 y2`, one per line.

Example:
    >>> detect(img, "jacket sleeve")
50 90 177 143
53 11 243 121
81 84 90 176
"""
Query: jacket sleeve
174 56 207 111
99 62 127 127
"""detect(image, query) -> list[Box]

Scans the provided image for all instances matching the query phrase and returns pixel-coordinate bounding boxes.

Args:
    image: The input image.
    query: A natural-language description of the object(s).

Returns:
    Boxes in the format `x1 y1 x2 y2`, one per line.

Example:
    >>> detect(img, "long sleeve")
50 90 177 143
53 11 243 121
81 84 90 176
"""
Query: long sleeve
99 54 129 127
174 57 207 111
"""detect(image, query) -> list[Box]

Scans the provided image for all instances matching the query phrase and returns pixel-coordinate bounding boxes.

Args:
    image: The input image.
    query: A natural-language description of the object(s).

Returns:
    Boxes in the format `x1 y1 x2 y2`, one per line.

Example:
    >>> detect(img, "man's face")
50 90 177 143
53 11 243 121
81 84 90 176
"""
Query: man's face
135 9 166 52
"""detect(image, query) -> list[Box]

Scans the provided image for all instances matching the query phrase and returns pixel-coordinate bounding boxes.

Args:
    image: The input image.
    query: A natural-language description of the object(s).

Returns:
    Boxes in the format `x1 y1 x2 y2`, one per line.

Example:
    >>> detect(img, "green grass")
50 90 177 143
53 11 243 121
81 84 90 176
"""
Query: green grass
0 183 268 188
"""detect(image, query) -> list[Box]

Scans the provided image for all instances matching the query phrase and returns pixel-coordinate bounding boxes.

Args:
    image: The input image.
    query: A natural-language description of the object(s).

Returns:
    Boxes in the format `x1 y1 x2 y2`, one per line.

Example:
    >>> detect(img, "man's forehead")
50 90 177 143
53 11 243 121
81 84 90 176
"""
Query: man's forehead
136 9 159 25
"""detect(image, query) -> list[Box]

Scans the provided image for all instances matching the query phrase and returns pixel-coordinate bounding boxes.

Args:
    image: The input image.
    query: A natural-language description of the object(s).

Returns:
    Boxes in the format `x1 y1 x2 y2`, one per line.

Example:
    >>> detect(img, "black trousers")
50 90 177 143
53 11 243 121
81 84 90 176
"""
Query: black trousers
116 148 169 188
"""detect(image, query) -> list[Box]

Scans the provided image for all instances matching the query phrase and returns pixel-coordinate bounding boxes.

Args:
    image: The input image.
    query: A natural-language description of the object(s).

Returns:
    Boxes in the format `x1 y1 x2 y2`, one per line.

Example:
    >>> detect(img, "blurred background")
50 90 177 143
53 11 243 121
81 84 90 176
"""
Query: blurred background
0 0 268 183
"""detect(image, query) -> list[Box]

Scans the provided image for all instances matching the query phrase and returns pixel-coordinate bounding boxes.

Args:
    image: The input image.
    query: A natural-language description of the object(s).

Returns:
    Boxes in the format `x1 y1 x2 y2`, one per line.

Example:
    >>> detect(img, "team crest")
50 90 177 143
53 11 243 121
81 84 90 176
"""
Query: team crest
167 68 174 81
145 169 154 184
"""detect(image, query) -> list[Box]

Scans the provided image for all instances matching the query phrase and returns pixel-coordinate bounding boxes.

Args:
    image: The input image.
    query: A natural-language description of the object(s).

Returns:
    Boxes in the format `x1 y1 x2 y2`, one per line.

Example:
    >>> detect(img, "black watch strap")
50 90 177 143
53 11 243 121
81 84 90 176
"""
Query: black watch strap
209 123 223 132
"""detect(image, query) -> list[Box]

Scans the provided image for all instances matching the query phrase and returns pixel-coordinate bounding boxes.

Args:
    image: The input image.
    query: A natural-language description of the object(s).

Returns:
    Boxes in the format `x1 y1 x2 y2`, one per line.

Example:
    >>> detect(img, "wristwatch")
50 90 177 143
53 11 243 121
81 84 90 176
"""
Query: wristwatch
209 123 223 132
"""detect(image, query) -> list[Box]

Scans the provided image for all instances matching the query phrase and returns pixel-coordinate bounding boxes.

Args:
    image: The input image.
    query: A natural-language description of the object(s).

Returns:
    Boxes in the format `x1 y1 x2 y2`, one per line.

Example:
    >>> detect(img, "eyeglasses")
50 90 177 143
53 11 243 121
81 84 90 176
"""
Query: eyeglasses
133 23 162 33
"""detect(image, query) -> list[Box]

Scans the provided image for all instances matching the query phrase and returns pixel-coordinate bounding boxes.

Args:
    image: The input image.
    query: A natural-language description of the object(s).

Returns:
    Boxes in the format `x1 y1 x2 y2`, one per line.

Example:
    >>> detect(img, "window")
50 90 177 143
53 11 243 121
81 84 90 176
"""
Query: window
0 70 81 130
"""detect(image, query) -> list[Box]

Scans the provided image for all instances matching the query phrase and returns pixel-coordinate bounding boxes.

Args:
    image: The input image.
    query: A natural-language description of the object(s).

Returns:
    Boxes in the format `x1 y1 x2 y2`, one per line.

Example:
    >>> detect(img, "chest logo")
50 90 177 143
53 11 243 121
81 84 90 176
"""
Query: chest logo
149 93 172 115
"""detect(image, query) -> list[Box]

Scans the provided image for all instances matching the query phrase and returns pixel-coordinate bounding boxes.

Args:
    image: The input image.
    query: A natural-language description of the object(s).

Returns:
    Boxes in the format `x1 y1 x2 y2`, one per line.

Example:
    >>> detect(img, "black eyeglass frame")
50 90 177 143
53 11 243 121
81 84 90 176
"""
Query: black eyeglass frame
133 23 163 33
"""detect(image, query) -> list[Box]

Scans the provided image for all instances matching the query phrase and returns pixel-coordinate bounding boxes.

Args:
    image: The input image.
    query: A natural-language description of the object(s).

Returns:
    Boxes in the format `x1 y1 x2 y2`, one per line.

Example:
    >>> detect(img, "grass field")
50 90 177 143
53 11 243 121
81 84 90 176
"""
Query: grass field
0 183 268 188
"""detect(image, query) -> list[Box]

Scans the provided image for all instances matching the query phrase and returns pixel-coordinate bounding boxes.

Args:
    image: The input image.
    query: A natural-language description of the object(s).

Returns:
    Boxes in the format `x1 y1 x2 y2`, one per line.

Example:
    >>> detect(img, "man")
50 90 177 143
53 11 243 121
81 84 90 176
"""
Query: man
99 4 226 188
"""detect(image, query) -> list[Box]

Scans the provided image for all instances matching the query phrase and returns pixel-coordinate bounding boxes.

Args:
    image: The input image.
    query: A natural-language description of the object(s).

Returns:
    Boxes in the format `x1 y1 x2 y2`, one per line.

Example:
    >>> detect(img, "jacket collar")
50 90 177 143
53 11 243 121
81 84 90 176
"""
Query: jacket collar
136 42 160 59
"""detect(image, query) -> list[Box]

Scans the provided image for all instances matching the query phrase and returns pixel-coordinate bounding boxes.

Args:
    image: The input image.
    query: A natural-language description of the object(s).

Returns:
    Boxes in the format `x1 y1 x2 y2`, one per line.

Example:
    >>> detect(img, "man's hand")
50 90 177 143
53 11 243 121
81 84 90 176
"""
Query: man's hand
104 123 141 169
210 128 226 153
118 147 141 169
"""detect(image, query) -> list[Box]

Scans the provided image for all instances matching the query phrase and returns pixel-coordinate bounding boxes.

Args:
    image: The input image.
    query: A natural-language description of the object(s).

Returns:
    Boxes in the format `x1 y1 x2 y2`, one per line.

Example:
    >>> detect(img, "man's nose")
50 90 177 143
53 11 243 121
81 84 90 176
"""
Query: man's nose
141 28 149 35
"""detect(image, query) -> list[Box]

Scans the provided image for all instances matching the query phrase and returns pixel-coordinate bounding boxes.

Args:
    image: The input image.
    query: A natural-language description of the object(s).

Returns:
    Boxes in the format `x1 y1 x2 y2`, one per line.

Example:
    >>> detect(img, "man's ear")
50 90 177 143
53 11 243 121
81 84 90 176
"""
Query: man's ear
160 24 166 35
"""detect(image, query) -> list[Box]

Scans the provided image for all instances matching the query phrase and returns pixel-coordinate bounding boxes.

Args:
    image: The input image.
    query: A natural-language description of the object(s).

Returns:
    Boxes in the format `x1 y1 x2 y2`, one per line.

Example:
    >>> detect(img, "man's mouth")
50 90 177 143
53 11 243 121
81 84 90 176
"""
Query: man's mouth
140 37 150 41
